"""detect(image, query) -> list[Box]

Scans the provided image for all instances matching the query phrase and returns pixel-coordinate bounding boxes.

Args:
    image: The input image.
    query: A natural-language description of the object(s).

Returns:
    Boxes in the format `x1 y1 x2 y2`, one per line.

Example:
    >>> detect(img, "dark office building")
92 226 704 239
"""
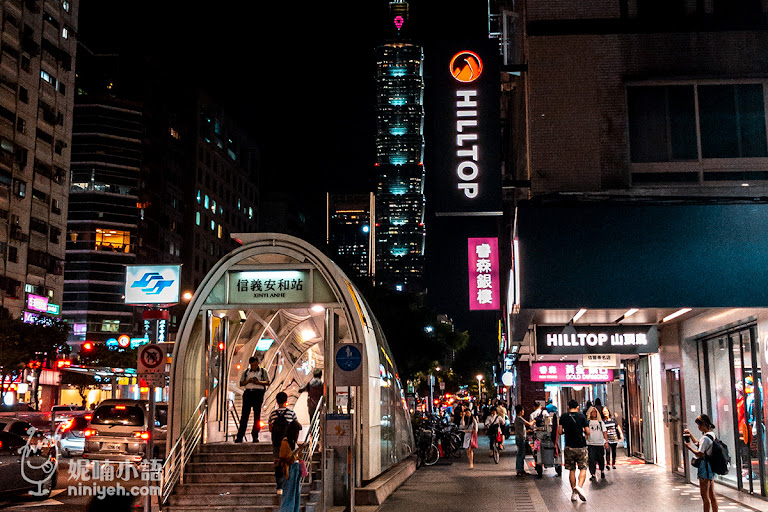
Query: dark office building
64 51 260 345
326 192 374 282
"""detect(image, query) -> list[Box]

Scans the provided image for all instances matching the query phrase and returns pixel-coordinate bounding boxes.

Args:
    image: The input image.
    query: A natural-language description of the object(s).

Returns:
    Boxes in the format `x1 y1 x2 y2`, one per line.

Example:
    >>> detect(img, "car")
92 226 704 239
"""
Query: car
0 431 58 498
0 403 35 413
84 400 167 463
57 414 91 457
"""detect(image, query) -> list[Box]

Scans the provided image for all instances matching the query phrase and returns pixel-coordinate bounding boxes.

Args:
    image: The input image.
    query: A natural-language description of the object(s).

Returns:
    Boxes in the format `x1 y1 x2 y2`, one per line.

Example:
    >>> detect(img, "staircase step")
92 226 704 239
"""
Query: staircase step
192 452 275 463
166 506 313 512
169 492 315 507
186 461 276 473
174 483 278 495
199 442 274 454
184 471 275 484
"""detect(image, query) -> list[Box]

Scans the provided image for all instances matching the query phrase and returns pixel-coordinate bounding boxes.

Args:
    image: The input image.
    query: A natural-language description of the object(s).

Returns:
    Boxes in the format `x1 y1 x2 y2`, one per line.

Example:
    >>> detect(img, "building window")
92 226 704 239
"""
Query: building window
51 198 60 214
195 211 201 225
628 83 768 163
62 0 70 12
13 179 25 198
101 320 120 333
8 246 17 263
50 226 60 244
62 27 68 39
18 87 28 104
95 228 130 252
699 84 767 159
30 217 47 234
16 117 25 133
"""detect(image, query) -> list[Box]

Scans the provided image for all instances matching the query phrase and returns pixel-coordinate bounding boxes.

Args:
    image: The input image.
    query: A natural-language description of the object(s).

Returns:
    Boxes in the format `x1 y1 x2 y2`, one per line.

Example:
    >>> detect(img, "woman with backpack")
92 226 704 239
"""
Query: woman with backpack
278 420 307 512
684 414 719 512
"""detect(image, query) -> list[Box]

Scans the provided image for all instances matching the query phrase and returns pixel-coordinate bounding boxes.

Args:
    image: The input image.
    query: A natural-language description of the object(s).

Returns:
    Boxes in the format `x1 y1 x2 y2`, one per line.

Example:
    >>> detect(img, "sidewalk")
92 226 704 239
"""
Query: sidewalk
378 437 768 512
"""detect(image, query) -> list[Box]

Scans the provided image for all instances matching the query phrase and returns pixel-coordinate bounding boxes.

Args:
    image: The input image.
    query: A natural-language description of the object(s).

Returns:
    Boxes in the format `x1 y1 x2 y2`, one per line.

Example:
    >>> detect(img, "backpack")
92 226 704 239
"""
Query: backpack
705 433 731 475
271 410 290 447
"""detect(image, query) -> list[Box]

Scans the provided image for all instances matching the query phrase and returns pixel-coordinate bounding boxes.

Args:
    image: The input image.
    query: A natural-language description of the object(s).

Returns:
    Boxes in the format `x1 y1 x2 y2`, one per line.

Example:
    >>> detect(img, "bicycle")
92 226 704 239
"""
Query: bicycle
490 435 501 464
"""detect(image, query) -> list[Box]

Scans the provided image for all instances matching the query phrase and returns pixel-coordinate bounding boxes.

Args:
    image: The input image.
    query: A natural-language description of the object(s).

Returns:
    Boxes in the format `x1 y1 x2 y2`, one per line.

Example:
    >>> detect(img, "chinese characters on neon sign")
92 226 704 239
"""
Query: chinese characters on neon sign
468 237 500 311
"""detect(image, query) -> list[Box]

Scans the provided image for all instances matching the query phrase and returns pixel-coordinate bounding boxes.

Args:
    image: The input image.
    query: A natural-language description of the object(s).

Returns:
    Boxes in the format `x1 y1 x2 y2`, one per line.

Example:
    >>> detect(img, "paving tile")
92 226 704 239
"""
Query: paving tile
378 438 768 512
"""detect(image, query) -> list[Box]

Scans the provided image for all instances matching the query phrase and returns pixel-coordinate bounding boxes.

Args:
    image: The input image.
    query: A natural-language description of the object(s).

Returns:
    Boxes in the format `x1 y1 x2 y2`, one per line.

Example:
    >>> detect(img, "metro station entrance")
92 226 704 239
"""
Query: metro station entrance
163 234 413 510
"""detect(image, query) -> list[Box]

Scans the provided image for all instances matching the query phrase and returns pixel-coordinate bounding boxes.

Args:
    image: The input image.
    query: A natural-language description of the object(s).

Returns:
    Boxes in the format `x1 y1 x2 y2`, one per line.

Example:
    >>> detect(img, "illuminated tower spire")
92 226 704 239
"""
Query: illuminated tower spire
374 0 426 292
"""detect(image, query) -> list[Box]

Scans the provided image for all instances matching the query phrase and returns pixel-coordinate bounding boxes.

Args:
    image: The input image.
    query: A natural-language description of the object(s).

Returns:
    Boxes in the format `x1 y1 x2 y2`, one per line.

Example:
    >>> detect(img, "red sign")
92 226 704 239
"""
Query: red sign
530 363 614 383
468 238 500 311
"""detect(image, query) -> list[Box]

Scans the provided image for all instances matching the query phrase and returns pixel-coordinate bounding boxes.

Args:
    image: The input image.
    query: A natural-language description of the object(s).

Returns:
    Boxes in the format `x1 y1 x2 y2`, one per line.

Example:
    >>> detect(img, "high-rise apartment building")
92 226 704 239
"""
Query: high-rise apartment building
64 53 260 345
326 192 374 281
374 0 426 292
0 0 78 322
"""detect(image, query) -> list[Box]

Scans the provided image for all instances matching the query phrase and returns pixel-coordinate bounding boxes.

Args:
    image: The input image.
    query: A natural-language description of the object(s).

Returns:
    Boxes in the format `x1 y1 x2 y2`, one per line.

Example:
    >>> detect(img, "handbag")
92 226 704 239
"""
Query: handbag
299 460 309 478
470 431 478 449
691 457 701 468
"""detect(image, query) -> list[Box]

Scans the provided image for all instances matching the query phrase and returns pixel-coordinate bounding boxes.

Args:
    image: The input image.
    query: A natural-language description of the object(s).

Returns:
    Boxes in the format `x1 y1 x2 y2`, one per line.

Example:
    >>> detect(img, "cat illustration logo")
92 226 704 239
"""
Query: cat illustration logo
450 51 483 83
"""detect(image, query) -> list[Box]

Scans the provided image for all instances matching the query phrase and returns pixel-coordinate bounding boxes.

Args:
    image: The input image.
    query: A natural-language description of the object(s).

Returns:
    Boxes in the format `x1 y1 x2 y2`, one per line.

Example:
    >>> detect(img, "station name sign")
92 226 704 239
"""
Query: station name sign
228 270 310 304
536 325 659 355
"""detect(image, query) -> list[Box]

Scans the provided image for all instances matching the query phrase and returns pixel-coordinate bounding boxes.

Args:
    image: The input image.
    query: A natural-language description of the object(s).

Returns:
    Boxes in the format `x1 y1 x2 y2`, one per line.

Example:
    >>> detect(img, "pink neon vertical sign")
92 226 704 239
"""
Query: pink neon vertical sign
468 237 500 311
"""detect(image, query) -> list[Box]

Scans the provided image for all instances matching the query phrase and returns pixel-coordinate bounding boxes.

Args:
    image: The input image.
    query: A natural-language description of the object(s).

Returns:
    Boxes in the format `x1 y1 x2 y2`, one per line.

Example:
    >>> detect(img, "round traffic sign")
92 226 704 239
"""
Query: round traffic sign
139 345 164 371
117 334 131 348
501 371 514 387
335 345 362 372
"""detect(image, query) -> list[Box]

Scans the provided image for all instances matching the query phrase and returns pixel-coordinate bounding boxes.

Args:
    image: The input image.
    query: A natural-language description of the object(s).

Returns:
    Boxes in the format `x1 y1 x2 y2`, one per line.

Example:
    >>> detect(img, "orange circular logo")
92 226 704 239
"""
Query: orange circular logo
450 51 483 83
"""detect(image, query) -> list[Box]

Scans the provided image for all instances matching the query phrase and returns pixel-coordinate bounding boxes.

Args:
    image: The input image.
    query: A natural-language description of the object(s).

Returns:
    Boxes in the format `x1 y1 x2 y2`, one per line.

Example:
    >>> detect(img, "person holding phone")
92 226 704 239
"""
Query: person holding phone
684 414 719 512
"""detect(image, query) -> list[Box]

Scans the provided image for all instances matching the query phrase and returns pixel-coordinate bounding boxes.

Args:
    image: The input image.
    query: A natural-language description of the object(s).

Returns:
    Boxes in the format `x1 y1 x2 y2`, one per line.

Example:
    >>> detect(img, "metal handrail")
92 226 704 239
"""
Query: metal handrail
160 396 207 504
301 396 324 484
225 398 243 442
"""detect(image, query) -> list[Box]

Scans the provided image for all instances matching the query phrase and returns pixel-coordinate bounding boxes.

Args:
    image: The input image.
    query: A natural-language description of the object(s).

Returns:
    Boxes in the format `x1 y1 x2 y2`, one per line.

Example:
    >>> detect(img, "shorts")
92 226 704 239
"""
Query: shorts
563 447 588 471
697 459 714 481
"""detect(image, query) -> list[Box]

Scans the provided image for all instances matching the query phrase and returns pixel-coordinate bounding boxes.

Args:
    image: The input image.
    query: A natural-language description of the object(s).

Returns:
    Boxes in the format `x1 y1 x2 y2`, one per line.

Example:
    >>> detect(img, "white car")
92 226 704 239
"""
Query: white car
84 400 167 463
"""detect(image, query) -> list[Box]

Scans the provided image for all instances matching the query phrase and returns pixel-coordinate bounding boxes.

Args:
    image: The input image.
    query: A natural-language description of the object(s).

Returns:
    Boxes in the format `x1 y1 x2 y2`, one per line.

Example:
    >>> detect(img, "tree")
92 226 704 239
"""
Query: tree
0 317 69 409
60 371 96 407
79 343 138 369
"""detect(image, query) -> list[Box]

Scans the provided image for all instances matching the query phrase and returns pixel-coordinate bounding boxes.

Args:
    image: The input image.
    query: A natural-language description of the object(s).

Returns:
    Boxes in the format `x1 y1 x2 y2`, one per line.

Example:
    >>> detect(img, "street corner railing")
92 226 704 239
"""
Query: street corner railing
302 396 324 484
160 396 207 505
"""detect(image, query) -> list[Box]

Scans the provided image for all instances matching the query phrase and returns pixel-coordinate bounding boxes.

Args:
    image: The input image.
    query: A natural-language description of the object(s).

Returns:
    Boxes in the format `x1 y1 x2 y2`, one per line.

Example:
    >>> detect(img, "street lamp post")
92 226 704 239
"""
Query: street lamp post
476 374 483 404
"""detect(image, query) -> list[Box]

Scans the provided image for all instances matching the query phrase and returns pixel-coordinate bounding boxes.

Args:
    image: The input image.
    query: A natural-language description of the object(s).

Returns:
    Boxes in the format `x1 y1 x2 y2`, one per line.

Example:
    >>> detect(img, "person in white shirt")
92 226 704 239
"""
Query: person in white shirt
684 414 719 512
235 356 270 443
586 406 609 480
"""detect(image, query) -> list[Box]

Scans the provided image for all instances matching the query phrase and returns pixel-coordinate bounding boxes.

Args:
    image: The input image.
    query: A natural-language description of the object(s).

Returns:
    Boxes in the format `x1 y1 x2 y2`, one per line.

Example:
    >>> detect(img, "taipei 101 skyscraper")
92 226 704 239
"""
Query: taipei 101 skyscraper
374 0 426 292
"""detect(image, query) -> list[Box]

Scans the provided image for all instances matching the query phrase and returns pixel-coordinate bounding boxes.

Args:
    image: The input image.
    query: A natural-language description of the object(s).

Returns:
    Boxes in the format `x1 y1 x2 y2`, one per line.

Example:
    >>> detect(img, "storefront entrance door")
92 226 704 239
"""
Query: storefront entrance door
666 368 684 475
698 326 766 496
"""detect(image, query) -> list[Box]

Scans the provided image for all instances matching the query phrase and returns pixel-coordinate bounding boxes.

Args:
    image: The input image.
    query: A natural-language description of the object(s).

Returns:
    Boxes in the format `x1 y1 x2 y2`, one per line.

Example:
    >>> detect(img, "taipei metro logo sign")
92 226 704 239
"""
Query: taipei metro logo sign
132 272 174 295
450 51 483 83
124 265 181 305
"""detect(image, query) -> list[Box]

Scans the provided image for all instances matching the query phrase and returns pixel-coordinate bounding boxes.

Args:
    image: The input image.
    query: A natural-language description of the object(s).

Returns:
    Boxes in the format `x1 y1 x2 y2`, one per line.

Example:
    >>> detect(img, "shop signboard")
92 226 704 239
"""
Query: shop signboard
581 354 618 368
227 270 310 304
536 325 658 355
468 237 500 310
26 293 48 313
429 39 502 216
530 363 613 383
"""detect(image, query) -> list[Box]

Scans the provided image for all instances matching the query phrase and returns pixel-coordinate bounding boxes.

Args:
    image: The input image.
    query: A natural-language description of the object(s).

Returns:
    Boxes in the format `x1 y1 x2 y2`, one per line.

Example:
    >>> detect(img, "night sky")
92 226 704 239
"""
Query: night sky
78 0 498 355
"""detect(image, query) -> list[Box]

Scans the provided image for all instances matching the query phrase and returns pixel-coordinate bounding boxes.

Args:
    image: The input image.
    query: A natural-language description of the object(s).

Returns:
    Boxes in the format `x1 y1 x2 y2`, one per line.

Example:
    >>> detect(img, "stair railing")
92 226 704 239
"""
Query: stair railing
302 396 324 484
225 398 242 442
160 396 207 505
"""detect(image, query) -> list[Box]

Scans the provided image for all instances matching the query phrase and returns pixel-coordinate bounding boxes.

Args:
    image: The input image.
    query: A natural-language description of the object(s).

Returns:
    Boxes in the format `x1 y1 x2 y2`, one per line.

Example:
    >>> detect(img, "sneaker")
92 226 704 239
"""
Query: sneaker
233 438 243 444
612 465 616 469
589 474 596 481
574 486 586 502
606 465 611 471
571 491 578 501
601 471 605 479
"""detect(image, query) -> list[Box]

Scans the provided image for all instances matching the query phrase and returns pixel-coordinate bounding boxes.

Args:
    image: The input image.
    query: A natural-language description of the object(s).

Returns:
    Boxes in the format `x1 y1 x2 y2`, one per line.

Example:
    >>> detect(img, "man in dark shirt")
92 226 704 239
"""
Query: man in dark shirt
558 399 590 502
